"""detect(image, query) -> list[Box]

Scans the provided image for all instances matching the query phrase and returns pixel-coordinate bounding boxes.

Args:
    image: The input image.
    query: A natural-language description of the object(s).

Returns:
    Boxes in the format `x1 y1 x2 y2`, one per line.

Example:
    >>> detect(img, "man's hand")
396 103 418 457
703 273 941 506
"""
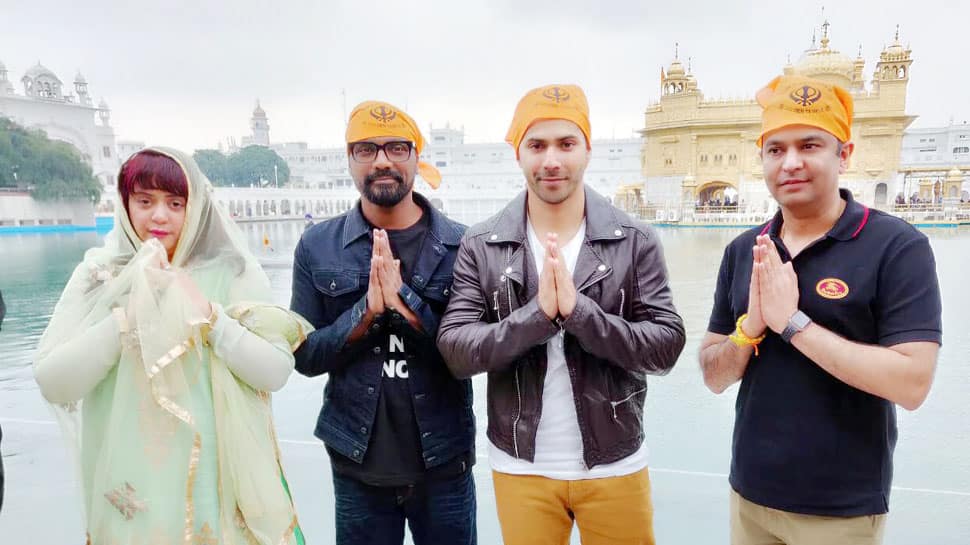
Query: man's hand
538 238 559 320
366 229 386 317
374 230 405 310
742 237 769 338
758 236 799 334
547 233 576 318
374 229 422 330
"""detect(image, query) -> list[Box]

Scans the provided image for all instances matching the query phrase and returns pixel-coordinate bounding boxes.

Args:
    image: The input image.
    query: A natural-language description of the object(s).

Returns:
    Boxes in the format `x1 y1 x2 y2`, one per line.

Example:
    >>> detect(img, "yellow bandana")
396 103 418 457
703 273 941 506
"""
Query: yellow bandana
505 84 591 158
756 75 853 147
345 100 441 189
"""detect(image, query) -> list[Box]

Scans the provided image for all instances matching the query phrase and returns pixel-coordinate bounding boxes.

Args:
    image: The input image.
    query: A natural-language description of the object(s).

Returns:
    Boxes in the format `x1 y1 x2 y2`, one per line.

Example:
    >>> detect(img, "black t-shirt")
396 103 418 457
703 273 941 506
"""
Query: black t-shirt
329 210 471 486
708 190 942 517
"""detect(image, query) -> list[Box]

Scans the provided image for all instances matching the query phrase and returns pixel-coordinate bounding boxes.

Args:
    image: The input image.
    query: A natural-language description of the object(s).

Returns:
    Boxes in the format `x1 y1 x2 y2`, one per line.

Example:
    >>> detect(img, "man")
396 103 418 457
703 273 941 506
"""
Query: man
291 101 476 544
437 84 685 545
700 75 942 545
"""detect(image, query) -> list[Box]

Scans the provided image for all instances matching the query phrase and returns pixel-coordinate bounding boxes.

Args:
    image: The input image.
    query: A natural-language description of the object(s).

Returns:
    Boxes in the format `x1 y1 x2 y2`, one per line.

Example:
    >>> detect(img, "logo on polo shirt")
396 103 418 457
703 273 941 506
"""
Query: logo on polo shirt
816 278 849 300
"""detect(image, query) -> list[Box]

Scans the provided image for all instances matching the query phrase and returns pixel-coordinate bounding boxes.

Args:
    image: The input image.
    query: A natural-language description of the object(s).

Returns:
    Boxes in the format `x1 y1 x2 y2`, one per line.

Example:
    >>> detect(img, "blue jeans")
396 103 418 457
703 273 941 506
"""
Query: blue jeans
333 468 477 545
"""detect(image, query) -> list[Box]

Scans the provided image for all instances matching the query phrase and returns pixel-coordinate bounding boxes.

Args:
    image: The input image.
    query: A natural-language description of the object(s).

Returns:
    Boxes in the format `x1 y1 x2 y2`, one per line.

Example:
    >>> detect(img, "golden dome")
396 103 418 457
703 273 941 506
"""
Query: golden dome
794 47 853 86
668 59 686 77
665 43 687 78
885 42 905 56
791 21 854 86
881 26 909 59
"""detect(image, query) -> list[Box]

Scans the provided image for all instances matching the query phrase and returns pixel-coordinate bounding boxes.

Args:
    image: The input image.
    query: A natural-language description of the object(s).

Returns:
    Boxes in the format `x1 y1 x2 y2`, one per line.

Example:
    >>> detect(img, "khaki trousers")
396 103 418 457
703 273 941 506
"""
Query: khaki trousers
731 489 886 545
492 468 655 545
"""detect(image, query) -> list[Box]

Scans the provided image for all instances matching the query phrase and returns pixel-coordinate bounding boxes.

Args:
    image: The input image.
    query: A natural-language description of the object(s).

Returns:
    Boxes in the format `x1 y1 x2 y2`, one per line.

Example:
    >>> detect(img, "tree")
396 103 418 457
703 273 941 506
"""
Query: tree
227 145 290 187
0 117 102 202
193 149 230 186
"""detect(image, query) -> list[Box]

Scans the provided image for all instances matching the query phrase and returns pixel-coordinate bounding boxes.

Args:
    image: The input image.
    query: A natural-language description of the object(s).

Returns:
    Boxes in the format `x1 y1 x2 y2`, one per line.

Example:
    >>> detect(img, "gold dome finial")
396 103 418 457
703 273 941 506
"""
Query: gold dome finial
820 20 831 50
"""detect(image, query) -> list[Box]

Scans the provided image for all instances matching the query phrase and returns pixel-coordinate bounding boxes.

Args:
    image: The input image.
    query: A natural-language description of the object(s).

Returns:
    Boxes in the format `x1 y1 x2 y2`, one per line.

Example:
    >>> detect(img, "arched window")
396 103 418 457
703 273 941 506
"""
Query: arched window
875 183 888 206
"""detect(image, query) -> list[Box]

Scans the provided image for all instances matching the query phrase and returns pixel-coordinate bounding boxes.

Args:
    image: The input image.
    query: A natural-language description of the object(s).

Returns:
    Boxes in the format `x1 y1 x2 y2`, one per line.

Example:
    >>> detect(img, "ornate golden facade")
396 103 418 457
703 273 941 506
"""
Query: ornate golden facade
640 24 915 211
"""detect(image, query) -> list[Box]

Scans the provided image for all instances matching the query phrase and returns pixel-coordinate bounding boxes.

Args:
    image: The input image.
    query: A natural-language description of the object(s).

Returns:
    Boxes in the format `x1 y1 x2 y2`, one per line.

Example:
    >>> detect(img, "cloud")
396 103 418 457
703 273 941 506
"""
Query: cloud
1 0 965 151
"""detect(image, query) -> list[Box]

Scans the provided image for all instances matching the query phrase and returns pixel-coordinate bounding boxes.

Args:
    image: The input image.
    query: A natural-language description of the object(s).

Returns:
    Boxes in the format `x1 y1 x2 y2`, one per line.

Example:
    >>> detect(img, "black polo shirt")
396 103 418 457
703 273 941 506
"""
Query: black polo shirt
708 189 942 516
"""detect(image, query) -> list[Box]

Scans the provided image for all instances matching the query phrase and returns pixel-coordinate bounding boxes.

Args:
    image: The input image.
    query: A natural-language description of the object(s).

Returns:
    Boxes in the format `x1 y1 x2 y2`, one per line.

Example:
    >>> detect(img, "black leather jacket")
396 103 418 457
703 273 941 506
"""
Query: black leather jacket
438 187 685 468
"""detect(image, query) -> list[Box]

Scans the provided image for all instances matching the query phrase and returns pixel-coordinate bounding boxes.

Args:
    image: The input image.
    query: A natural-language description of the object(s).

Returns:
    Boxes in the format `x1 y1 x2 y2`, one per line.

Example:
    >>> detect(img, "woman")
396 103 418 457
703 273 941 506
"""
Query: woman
34 148 309 544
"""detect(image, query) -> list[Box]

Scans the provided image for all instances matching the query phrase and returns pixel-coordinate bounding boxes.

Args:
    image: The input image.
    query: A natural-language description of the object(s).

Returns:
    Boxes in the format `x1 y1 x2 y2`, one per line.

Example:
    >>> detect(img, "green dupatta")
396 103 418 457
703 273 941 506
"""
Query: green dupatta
35 147 308 545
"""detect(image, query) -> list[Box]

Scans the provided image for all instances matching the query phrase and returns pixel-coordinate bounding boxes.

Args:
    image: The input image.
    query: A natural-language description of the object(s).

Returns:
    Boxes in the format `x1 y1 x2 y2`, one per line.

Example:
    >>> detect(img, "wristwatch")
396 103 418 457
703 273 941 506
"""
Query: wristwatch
780 310 812 343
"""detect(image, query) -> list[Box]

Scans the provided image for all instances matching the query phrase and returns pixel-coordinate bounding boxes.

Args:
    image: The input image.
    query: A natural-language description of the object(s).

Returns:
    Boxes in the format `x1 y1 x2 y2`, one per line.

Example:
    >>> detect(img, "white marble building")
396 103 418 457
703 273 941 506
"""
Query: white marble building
0 61 122 190
897 122 969 201
241 105 645 225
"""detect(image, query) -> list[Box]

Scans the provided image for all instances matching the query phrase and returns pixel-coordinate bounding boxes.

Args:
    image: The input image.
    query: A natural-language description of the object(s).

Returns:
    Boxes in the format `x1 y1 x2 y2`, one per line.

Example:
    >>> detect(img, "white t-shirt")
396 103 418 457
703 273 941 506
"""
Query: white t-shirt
488 218 648 480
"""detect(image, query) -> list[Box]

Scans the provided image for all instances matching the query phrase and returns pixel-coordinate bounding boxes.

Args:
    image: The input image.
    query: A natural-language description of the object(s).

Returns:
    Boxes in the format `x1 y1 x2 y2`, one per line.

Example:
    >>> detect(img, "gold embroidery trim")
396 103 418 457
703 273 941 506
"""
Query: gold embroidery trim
150 374 201 545
277 515 300 545
290 324 308 352
194 522 218 545
104 481 147 520
149 341 190 378
112 306 130 334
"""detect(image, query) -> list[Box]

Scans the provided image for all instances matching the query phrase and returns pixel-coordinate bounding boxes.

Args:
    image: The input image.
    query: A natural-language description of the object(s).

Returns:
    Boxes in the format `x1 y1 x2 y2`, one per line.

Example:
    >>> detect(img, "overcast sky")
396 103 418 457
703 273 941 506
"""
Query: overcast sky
2 0 966 151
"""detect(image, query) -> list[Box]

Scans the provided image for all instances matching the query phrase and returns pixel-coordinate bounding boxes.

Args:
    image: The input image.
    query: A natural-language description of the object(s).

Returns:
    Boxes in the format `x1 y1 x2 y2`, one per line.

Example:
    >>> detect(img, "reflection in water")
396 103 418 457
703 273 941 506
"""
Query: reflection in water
1 222 968 544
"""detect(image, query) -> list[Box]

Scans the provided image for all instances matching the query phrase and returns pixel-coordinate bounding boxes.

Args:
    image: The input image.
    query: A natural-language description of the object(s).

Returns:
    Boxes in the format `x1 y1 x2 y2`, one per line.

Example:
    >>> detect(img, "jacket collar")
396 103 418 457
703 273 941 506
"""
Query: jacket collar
486 185 627 246
342 191 463 248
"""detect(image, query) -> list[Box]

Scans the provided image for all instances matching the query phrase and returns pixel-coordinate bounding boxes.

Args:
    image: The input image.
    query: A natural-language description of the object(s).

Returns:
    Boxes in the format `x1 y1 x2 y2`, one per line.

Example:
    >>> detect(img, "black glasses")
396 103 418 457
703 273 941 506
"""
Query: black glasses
349 141 413 163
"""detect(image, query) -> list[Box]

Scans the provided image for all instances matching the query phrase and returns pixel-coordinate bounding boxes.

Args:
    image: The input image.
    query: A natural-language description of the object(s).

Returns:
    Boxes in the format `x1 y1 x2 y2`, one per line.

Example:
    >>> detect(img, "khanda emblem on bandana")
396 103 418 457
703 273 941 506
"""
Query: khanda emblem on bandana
542 86 571 104
370 105 398 124
789 85 822 107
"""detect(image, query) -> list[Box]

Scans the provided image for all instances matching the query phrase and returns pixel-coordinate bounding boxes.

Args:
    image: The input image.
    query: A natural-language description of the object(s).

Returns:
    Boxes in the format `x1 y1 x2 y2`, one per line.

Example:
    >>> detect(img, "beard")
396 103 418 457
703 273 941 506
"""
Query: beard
360 169 413 207
528 173 580 206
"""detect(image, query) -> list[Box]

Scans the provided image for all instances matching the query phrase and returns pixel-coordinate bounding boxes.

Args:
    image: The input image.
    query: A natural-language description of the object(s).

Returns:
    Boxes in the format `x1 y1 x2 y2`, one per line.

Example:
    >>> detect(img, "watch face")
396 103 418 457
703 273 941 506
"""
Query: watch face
791 311 812 329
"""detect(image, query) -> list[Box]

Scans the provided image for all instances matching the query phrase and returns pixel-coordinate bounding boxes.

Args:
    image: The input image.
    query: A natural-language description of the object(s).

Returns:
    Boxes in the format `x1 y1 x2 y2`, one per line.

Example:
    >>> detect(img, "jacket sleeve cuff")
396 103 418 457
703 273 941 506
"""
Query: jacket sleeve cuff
339 294 385 350
519 298 561 345
561 292 597 334
397 283 436 334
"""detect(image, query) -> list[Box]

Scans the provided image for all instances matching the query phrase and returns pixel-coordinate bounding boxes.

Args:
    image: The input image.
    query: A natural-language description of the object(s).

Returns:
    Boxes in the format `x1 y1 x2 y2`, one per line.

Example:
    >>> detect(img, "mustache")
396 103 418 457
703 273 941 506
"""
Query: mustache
365 169 405 185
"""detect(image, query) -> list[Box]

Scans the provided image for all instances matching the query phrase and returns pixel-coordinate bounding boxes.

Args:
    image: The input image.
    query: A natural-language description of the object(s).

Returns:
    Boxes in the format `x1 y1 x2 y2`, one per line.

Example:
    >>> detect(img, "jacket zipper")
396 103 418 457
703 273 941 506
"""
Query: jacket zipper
610 387 646 420
506 276 514 322
512 366 521 458
557 318 565 350
504 244 522 459
619 288 626 316
493 290 501 320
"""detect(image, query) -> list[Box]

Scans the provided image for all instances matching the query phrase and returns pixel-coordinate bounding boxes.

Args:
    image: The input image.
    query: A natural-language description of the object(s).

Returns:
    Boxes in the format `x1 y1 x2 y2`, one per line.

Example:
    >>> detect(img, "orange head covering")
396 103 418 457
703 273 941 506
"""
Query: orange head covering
345 100 441 189
756 75 853 147
505 84 591 158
